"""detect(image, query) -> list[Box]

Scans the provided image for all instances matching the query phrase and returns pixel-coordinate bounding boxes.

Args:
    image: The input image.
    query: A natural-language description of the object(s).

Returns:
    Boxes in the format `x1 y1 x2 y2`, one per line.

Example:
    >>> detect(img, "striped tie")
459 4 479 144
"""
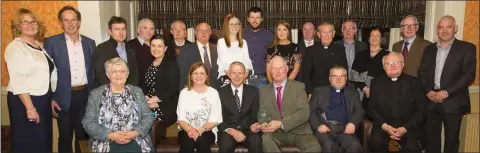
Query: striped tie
234 89 241 112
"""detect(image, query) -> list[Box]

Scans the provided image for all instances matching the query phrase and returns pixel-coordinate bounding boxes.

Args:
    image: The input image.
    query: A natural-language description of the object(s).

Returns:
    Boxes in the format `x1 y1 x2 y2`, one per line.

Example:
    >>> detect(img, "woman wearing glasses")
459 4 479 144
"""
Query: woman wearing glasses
351 27 389 112
4 8 57 152
216 13 253 87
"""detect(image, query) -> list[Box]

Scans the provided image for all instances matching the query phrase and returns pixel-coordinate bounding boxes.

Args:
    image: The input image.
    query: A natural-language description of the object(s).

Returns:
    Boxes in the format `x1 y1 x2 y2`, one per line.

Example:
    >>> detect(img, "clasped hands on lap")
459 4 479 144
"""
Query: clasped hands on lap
108 131 140 144
381 123 407 141
317 123 356 134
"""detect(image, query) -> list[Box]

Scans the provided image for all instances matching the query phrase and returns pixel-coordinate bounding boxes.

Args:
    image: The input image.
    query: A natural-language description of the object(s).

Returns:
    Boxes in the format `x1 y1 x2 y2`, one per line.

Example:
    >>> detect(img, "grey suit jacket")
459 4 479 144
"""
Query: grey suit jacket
177 42 219 90
82 84 153 147
309 85 364 130
392 37 431 77
259 80 312 134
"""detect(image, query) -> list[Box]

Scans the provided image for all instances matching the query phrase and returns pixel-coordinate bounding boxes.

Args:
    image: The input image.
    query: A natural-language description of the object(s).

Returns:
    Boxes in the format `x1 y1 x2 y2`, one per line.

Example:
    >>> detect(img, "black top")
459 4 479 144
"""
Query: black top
127 38 153 92
267 42 302 75
144 63 164 121
351 49 389 90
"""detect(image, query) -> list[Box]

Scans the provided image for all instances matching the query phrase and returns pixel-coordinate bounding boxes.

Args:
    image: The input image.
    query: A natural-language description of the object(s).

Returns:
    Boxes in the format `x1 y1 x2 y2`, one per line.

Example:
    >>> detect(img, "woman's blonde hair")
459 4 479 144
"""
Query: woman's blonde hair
186 62 210 90
269 21 291 48
11 8 45 39
222 13 243 48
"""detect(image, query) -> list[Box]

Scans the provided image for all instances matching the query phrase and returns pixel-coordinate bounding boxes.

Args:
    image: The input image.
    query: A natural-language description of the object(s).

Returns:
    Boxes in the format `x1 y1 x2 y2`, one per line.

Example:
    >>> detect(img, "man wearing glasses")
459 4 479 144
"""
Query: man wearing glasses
334 20 367 80
368 52 427 153
392 15 431 78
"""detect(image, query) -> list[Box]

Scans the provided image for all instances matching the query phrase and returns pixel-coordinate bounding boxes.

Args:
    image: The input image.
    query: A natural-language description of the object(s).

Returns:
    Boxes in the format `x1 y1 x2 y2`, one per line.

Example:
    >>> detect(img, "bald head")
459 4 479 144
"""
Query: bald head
137 18 155 42
383 52 404 78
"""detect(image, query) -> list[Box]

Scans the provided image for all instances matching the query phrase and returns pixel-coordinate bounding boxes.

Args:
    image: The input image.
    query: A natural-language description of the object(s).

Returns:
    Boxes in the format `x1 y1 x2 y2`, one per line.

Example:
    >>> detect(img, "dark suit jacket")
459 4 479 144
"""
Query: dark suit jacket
260 80 312 134
93 37 139 87
309 85 364 130
44 33 95 111
418 39 476 114
144 59 180 126
302 42 348 94
334 39 368 55
177 42 219 90
392 37 431 77
127 38 153 91
218 84 259 132
166 39 192 61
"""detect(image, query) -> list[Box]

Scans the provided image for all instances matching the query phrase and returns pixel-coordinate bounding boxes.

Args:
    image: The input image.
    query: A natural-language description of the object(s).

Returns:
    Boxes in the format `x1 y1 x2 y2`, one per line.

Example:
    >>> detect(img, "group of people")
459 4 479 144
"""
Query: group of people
4 5 476 153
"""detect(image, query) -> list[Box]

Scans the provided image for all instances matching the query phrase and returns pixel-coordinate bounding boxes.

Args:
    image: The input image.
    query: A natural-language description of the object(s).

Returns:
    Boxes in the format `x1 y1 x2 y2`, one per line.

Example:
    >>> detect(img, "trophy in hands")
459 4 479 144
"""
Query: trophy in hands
257 105 271 130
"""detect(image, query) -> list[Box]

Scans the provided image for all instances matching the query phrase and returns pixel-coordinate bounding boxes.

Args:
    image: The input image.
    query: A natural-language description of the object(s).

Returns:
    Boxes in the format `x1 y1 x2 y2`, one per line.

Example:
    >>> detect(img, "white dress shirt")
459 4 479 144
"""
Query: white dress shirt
231 83 244 105
216 38 254 78
304 39 314 47
65 34 88 87
196 41 212 64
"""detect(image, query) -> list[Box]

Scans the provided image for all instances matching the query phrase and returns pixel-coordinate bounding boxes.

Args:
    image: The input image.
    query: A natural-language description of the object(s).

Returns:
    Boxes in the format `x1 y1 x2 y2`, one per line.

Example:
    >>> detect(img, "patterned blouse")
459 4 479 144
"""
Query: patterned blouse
144 64 164 121
267 42 302 75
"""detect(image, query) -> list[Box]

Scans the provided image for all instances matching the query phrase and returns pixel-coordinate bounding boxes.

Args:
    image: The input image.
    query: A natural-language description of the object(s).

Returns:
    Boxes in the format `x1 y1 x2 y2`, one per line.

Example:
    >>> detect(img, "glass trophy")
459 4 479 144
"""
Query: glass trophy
257 105 271 129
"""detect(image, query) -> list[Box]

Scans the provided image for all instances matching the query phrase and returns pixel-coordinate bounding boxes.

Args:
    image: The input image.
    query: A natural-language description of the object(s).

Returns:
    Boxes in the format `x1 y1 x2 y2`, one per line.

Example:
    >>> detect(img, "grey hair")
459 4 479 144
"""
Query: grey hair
137 18 153 30
382 51 404 65
269 55 288 67
195 22 211 30
105 57 129 75
170 20 186 29
341 20 357 30
229 61 246 70
439 15 457 25
400 15 419 25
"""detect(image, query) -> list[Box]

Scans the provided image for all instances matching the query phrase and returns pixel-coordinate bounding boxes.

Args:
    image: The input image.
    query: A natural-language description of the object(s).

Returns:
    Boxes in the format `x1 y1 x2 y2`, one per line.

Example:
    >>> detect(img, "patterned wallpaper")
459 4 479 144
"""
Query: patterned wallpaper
463 1 479 86
1 1 78 86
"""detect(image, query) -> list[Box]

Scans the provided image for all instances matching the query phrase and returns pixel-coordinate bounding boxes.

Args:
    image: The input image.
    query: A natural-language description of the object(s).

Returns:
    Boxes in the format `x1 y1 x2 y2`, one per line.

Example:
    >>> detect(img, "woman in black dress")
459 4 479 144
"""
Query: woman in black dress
351 27 389 110
266 21 302 83
143 34 180 126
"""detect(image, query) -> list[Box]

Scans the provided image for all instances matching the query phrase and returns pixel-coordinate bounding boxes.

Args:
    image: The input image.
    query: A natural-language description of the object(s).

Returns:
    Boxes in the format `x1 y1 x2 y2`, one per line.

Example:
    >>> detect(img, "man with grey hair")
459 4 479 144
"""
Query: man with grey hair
392 15 431 77
167 20 192 60
334 20 367 80
127 18 155 91
419 15 477 153
303 22 348 98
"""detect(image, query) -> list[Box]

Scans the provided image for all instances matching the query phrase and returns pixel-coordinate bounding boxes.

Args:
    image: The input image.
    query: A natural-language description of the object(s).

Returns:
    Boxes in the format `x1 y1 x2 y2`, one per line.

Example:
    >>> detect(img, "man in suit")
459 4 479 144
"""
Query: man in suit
93 16 139 87
310 65 364 153
334 20 368 80
127 18 155 92
44 6 95 153
303 22 348 97
166 20 192 60
218 62 262 153
177 22 219 90
369 52 427 153
392 15 431 77
260 56 321 152
296 22 316 81
419 15 477 153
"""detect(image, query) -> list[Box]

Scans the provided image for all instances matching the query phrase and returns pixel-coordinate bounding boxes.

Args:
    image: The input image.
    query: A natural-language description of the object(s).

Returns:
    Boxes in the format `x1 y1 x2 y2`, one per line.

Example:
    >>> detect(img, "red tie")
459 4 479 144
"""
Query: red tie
276 86 283 119
402 41 409 58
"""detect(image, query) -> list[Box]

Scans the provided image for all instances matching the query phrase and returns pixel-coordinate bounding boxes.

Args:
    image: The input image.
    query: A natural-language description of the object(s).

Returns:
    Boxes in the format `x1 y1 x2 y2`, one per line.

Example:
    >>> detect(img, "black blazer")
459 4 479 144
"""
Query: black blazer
419 39 476 114
127 38 153 91
165 39 192 61
302 42 348 94
93 37 139 87
309 85 364 130
145 59 180 126
177 42 219 90
217 84 259 132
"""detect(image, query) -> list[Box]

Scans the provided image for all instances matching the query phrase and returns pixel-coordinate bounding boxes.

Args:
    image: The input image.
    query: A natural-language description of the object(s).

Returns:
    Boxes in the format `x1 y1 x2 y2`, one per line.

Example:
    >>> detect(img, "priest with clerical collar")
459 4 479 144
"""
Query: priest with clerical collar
368 52 427 153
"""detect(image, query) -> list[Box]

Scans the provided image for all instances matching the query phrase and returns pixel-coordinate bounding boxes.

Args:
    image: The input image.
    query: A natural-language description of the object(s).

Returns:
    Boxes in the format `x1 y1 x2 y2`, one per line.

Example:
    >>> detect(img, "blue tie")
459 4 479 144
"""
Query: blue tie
202 45 212 71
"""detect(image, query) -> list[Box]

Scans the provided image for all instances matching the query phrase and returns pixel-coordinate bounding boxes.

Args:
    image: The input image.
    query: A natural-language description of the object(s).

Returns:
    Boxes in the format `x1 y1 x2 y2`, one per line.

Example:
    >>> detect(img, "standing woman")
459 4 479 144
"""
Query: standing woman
143 34 180 126
177 62 223 153
266 21 302 82
217 13 253 87
351 27 389 111
4 8 57 152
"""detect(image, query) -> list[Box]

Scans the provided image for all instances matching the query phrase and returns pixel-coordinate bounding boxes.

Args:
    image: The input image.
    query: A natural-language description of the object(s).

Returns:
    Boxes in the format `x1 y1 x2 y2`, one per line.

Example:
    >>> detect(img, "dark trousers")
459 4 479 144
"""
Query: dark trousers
369 126 421 153
218 130 262 153
425 104 463 153
178 130 215 153
7 91 52 153
57 88 89 153
314 122 362 153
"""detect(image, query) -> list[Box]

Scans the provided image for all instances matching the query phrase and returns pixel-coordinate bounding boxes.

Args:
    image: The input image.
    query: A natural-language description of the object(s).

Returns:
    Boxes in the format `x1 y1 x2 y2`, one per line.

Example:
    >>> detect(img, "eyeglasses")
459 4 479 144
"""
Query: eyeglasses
384 61 403 66
20 20 39 25
342 26 356 31
401 24 417 29
196 29 210 34
229 23 241 26
329 75 347 79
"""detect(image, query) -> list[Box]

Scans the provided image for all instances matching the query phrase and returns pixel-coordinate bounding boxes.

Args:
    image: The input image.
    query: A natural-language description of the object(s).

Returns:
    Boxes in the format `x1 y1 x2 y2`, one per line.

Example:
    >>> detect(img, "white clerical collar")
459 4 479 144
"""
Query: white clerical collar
391 78 398 81
336 89 341 92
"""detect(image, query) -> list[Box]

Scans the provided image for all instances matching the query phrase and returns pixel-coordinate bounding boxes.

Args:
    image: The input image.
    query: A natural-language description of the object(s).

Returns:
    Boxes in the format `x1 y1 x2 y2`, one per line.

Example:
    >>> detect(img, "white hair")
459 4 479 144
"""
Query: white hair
105 57 129 74
400 15 419 25
137 18 153 30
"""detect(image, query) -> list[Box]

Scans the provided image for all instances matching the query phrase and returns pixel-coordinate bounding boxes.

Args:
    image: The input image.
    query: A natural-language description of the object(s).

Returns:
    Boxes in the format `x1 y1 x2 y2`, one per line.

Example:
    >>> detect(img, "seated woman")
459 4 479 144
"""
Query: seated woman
143 34 180 127
177 62 223 153
82 57 154 153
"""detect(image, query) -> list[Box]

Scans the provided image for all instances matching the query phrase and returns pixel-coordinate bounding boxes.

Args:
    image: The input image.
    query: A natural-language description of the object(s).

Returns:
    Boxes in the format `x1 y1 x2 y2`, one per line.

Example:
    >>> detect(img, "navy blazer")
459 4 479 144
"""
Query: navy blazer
44 33 96 111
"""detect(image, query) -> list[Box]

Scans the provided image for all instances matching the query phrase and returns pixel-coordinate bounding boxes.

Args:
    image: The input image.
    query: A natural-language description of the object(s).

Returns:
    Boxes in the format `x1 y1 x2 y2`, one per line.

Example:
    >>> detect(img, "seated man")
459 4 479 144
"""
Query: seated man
217 62 262 153
260 56 321 152
368 52 427 153
310 65 364 153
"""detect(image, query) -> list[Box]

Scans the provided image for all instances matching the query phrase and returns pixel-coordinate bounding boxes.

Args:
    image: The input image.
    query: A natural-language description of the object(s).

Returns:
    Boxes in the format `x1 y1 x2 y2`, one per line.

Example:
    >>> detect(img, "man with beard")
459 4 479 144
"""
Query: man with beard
334 20 367 80
127 18 155 91
243 7 273 89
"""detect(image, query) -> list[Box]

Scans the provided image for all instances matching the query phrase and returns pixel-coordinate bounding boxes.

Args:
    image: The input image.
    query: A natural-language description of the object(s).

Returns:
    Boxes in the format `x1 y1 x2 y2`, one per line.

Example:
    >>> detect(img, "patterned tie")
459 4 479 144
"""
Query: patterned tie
402 41 409 58
234 89 241 112
276 86 283 119
202 45 212 71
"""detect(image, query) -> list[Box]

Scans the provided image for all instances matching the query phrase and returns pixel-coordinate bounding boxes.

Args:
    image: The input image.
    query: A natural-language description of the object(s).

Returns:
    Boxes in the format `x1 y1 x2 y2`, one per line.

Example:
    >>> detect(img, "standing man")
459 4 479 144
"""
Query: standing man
369 52 427 153
419 15 477 153
243 7 273 89
296 21 316 81
167 20 192 60
177 22 219 90
334 20 368 79
303 23 348 97
260 56 321 152
127 18 155 91
310 65 364 153
93 16 139 87
218 62 262 153
392 15 431 77
44 6 95 153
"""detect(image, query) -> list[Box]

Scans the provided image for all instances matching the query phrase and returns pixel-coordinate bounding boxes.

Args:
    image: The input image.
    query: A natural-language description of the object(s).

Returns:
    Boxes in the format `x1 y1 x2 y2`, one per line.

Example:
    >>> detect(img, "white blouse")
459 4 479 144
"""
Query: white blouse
176 87 223 139
216 38 254 78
